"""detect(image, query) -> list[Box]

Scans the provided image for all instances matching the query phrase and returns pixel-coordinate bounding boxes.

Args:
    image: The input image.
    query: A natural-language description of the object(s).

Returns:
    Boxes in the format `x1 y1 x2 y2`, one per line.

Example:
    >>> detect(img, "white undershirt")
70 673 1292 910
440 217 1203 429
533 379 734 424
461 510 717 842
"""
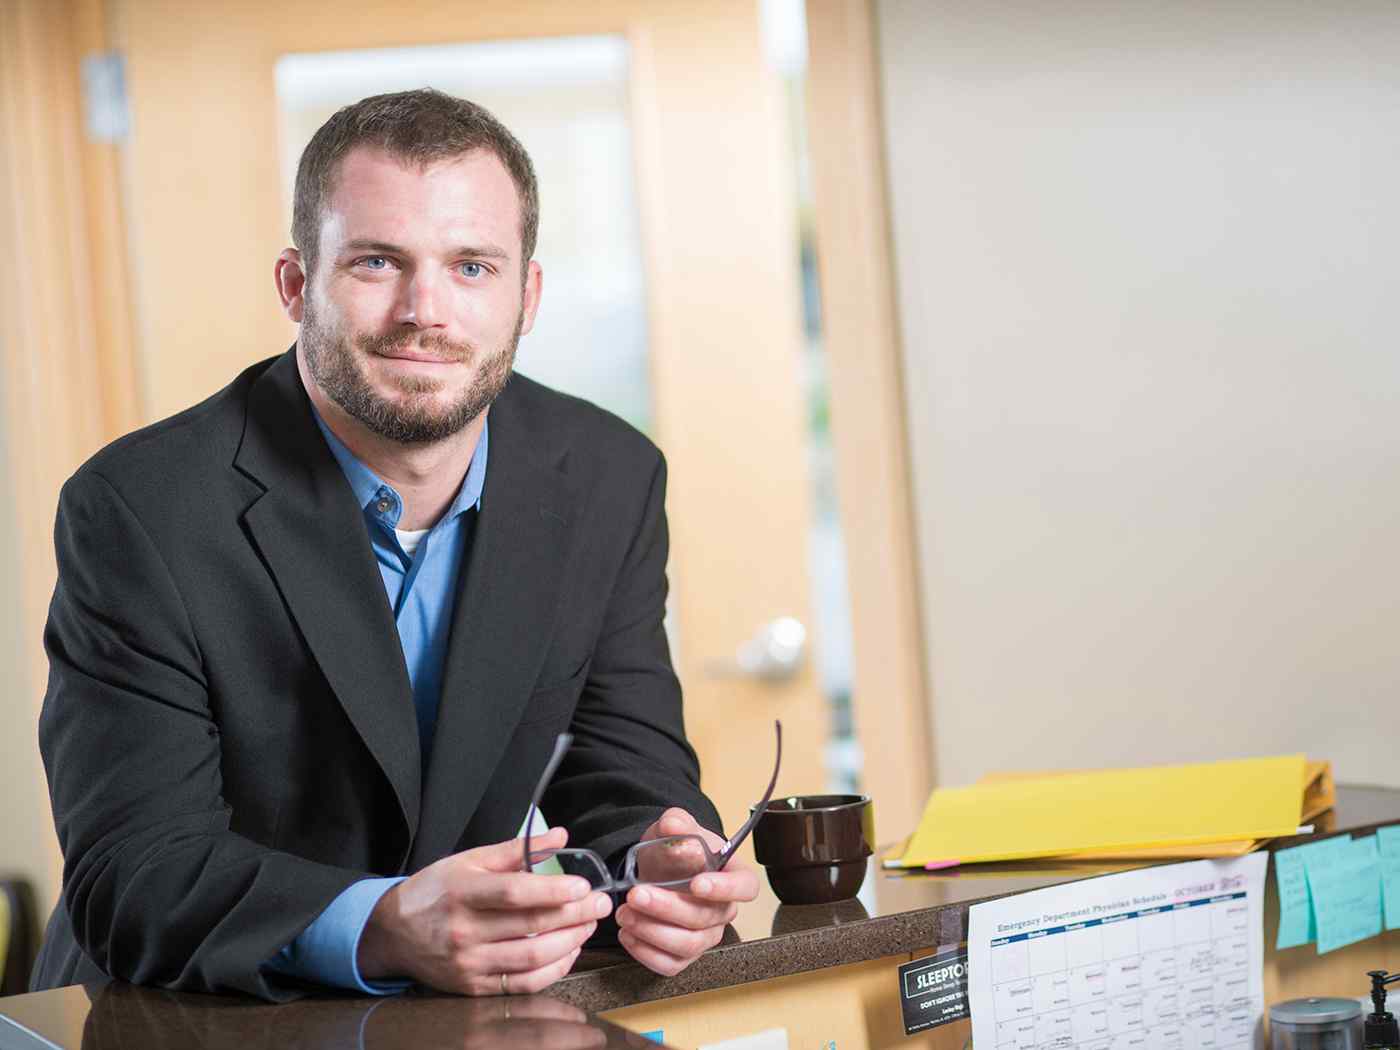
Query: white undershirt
394 526 430 556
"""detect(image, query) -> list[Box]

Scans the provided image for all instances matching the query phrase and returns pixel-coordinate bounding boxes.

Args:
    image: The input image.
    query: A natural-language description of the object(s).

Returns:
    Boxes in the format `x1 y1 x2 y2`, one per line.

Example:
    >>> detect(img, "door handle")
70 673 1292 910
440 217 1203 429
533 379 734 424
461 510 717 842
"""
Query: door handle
706 617 807 682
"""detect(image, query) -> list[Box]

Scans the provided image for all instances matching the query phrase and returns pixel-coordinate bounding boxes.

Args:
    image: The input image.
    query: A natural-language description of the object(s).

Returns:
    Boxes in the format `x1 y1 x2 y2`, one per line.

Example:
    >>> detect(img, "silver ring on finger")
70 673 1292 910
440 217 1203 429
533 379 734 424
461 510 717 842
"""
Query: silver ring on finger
500 971 510 996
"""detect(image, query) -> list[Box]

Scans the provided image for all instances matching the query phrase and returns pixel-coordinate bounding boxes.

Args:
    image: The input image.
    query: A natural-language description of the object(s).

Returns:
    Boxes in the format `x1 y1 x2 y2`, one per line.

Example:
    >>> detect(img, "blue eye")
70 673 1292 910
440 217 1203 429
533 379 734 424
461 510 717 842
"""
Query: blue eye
460 262 485 278
363 257 388 270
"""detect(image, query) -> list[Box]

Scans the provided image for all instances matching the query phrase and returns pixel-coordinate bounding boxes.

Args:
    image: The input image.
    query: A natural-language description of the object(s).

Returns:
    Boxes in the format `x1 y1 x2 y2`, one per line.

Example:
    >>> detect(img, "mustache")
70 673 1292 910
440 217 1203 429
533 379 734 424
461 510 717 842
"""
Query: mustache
355 329 473 362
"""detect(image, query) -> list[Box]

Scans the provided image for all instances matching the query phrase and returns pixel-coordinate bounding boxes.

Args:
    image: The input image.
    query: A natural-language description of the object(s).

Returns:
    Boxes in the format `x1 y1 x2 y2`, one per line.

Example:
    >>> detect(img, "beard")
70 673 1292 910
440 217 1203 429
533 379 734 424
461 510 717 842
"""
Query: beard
300 296 521 445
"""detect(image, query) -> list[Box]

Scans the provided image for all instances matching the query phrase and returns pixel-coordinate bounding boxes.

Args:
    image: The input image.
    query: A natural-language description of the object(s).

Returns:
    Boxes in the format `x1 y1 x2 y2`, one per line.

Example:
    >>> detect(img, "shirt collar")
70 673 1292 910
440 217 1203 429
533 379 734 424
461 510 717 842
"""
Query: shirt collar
310 402 489 528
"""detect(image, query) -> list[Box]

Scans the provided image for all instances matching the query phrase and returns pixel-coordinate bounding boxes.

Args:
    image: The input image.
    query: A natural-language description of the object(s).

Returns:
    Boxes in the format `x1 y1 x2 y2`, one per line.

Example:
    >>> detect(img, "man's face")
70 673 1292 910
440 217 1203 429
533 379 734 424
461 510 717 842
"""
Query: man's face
296 146 541 444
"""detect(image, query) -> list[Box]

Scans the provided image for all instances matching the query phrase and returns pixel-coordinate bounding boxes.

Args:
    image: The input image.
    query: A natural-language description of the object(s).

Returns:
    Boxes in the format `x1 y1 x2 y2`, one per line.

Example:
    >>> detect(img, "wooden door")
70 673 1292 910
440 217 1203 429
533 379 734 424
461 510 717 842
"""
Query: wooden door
114 0 824 845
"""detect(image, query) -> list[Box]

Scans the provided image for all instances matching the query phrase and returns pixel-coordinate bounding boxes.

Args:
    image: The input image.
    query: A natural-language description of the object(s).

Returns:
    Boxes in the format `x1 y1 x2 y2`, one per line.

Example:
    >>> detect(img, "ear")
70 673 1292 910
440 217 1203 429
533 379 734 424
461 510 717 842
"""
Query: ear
519 259 544 337
275 248 308 322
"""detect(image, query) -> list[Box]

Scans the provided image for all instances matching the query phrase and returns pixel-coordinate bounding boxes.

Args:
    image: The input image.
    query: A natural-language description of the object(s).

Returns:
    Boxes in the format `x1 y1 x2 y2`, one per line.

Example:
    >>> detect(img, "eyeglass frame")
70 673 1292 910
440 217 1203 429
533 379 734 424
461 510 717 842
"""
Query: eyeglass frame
521 720 783 894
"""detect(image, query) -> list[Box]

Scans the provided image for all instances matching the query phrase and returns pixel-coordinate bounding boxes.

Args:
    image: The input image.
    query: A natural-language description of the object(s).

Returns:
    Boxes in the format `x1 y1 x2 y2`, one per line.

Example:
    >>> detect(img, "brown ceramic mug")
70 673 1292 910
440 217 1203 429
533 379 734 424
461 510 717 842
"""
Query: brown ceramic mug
752 794 875 905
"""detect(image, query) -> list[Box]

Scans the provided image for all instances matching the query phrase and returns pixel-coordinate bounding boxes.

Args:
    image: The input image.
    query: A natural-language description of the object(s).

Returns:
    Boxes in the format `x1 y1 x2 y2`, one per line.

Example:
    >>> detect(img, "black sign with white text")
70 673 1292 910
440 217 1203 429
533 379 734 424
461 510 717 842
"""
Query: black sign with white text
897 947 970 1036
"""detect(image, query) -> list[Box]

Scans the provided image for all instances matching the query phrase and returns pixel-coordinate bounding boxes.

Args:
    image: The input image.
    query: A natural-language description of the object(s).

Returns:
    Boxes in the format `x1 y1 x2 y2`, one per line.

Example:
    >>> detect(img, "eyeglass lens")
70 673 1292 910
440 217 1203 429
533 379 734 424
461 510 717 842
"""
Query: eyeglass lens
625 834 720 887
526 848 612 889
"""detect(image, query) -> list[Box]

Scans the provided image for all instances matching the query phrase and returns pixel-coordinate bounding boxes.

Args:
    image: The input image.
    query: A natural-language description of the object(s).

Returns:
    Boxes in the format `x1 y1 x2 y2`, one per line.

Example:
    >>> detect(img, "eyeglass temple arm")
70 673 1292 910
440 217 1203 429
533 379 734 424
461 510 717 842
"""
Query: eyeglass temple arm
718 720 782 866
524 733 574 867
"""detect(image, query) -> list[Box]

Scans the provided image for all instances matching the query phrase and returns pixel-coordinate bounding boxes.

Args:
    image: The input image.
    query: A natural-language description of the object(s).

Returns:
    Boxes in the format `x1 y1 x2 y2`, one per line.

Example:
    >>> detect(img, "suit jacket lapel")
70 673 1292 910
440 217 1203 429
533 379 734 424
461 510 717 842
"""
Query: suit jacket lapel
233 351 421 856
410 377 582 870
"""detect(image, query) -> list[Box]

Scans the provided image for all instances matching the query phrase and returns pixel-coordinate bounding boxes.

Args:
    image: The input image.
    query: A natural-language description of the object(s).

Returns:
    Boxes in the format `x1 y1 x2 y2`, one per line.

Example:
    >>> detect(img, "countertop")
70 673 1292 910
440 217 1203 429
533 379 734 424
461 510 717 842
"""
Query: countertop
2 784 1395 1049
547 783 1400 1012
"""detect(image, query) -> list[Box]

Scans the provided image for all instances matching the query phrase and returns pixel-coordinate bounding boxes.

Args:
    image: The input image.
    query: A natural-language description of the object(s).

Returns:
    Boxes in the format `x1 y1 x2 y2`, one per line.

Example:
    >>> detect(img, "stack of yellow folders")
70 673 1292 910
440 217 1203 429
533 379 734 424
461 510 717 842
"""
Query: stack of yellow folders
884 754 1334 869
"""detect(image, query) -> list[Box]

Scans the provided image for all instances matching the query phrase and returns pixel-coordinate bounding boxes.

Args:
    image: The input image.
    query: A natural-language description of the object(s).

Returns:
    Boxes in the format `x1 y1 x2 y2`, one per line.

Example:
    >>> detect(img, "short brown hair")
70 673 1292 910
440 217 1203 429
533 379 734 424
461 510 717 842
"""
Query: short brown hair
291 88 539 276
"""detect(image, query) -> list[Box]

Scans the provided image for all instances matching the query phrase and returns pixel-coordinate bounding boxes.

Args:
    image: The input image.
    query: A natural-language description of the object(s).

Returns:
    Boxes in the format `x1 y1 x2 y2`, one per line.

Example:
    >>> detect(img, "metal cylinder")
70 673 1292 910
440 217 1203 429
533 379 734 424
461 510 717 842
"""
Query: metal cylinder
1269 997 1363 1050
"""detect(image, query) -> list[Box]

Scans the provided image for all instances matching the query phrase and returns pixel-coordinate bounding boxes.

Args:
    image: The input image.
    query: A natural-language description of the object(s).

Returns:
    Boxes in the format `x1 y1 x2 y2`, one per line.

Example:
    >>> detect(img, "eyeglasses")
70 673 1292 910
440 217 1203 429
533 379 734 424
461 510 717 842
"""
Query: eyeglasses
523 720 782 893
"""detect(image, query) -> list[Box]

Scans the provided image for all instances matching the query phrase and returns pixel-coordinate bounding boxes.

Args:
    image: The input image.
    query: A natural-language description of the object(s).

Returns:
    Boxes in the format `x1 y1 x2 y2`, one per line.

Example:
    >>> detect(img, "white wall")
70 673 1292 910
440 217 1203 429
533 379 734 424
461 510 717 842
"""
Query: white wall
877 0 1400 788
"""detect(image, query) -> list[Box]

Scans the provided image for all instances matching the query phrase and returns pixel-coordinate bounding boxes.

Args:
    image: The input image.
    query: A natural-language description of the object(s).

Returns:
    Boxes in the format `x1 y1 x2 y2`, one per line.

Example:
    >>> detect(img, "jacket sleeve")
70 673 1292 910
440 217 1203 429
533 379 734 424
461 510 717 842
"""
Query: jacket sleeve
39 469 368 1000
541 453 724 868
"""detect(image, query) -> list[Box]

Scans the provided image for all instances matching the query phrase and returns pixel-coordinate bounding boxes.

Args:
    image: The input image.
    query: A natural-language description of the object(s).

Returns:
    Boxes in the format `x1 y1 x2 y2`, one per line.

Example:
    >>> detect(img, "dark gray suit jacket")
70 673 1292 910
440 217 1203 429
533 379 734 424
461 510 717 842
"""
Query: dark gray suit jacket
32 349 720 1000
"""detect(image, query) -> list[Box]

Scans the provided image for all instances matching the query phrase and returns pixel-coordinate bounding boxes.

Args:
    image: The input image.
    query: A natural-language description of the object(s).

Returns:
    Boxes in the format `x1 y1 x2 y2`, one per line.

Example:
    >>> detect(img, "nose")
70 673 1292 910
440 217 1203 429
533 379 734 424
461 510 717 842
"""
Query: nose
396 270 447 329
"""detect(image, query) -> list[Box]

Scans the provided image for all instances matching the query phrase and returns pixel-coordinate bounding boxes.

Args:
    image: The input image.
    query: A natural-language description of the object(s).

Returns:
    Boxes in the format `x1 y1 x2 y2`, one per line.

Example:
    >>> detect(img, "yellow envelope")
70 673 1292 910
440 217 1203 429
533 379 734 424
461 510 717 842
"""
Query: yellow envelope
893 753 1308 867
953 759 1335 863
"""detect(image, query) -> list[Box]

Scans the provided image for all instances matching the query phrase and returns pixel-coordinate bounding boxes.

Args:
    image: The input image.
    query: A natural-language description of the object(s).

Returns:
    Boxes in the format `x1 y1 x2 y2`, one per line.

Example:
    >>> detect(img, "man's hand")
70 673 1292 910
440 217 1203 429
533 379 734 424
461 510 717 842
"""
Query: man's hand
614 808 759 976
357 827 613 995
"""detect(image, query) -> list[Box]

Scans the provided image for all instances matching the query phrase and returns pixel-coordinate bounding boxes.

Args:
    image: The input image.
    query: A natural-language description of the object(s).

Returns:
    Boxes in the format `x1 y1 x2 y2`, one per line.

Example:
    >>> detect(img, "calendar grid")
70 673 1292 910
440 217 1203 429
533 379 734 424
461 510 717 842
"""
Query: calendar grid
988 892 1253 1050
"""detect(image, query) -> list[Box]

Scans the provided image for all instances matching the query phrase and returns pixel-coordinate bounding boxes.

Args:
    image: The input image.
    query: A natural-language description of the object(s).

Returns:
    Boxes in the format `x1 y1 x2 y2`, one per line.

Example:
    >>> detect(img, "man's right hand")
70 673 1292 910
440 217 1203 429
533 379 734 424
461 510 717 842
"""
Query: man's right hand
357 827 613 995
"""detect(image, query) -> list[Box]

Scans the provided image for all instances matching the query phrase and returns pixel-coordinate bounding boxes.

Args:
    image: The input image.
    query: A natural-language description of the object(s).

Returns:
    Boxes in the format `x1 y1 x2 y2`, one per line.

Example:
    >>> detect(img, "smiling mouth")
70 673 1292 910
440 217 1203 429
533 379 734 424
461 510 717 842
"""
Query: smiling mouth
374 351 462 365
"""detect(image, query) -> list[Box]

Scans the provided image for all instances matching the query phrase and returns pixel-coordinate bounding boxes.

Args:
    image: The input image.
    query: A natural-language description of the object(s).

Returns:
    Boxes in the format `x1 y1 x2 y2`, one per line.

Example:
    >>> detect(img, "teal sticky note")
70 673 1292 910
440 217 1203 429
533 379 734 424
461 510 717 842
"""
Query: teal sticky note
1382 856 1400 932
1307 853 1382 954
1354 834 1380 859
1275 836 1353 949
1378 825 1400 858
1275 849 1312 949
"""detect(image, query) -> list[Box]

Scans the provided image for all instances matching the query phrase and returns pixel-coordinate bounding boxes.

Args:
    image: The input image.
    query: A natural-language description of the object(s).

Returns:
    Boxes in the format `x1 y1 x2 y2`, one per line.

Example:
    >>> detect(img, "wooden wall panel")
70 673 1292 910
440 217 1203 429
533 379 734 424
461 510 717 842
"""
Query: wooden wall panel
0 0 139 913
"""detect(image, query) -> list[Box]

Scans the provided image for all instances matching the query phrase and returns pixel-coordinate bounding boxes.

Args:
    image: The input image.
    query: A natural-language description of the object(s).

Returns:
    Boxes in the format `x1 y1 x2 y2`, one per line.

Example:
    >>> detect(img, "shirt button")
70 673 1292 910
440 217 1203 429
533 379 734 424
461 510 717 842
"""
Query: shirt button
376 498 391 513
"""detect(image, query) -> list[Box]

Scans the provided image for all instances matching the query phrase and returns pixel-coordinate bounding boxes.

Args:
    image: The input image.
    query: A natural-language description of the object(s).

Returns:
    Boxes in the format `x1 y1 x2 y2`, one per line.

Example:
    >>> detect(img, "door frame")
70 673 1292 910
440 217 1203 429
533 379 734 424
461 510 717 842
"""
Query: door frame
804 0 934 839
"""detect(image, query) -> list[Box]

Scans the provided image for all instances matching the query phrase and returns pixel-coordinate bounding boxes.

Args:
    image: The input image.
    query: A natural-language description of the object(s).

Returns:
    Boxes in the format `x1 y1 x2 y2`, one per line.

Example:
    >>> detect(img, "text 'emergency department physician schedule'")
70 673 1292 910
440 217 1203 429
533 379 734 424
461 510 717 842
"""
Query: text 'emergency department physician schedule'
967 853 1269 1049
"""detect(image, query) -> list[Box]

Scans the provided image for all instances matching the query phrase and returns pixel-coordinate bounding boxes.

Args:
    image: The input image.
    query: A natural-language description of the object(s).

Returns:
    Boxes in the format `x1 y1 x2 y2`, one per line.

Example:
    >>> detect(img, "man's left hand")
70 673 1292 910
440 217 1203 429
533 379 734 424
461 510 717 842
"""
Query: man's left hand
614 808 759 975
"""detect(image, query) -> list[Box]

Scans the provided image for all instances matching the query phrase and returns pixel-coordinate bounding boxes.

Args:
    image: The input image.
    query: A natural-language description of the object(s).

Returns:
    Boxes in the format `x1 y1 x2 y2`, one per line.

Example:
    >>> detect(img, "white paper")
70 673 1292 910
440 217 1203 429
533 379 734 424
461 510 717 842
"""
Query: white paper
698 1029 789 1050
967 853 1268 1050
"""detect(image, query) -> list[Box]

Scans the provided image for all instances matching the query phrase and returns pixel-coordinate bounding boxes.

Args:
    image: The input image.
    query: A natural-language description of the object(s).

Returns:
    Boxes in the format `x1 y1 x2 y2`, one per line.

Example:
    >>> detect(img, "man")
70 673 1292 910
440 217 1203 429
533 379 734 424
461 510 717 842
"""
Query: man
32 88 756 1001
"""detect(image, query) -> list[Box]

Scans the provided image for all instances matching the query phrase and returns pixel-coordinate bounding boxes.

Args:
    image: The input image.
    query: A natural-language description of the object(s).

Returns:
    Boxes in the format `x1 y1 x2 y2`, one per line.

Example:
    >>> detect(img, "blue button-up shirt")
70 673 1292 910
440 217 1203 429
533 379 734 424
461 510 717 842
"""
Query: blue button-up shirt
264 407 488 994
314 410 487 768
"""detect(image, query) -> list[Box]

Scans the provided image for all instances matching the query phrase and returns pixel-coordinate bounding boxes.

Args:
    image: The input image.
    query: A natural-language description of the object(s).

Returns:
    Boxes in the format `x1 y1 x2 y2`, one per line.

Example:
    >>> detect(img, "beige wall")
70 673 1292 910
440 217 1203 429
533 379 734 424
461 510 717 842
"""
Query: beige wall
877 0 1400 788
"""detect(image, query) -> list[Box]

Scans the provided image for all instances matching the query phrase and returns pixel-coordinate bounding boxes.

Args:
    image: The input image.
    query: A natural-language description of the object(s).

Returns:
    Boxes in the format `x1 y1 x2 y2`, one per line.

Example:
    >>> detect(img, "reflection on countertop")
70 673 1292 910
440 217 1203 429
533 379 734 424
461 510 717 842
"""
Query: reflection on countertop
0 980 666 1050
